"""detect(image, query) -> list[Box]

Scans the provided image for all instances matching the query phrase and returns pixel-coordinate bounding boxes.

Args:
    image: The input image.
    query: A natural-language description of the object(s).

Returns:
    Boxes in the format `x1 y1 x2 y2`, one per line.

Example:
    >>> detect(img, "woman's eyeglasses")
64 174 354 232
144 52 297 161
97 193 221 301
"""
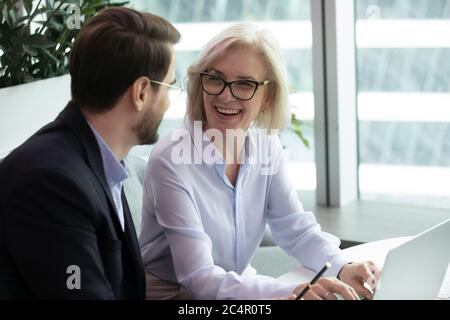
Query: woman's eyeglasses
200 72 270 101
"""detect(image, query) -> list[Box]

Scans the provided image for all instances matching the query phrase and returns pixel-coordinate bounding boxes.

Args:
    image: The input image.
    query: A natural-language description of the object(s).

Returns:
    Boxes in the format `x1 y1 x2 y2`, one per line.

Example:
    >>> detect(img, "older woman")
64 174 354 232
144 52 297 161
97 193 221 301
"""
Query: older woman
139 23 380 300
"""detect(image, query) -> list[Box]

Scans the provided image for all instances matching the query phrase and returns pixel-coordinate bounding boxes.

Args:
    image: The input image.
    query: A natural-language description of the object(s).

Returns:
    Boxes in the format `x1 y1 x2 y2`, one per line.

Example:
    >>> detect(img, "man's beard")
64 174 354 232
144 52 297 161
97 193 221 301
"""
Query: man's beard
134 106 163 145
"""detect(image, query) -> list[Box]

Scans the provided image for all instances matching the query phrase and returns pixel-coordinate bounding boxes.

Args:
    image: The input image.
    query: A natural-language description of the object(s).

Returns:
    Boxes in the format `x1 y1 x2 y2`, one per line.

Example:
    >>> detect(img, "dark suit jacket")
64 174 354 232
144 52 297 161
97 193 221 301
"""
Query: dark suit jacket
0 102 145 299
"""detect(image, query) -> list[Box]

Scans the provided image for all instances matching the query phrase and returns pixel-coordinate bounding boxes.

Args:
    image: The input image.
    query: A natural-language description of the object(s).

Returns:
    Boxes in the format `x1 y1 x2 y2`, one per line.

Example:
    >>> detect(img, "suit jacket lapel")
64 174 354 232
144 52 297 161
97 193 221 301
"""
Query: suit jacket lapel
122 191 146 299
58 102 125 239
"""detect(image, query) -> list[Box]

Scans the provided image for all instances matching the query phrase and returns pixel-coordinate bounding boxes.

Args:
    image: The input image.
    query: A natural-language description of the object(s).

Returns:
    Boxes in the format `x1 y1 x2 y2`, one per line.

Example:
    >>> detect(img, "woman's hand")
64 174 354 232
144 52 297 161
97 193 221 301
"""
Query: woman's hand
293 277 360 300
270 293 297 300
338 261 381 300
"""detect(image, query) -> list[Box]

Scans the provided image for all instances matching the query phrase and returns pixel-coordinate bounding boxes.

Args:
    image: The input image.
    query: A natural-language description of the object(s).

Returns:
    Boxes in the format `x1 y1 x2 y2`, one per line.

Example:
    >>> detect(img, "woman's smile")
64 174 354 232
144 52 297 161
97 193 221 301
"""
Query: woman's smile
214 105 244 117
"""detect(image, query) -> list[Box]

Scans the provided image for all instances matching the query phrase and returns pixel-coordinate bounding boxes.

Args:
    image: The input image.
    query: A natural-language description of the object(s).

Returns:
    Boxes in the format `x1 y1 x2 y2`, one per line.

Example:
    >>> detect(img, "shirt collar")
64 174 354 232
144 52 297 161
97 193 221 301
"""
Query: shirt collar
184 119 256 167
87 123 128 185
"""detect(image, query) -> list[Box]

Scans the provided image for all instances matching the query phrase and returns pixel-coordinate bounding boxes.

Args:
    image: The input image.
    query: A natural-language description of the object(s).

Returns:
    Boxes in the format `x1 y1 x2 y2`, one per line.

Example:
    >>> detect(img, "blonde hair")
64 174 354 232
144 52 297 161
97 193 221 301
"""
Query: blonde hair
186 23 290 130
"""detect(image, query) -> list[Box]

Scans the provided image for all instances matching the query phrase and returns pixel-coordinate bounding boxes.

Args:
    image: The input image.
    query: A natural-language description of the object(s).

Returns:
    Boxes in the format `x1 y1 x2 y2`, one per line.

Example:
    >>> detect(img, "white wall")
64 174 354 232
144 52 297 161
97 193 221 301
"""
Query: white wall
0 74 71 156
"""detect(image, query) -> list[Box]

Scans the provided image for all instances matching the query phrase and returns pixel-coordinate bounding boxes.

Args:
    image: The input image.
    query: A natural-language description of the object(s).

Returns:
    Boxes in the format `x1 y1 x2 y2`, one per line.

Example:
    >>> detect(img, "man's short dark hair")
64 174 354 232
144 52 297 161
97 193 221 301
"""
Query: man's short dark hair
69 7 180 113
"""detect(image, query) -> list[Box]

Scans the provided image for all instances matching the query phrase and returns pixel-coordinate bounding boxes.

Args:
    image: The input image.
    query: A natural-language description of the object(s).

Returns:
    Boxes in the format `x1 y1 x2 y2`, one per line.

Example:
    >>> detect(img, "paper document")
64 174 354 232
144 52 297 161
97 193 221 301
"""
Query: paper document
438 264 450 299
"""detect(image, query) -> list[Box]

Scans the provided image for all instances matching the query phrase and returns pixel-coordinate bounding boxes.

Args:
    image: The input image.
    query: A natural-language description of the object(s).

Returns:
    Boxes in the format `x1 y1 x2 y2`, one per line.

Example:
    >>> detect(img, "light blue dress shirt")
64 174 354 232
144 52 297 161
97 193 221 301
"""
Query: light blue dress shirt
88 123 128 231
140 120 350 299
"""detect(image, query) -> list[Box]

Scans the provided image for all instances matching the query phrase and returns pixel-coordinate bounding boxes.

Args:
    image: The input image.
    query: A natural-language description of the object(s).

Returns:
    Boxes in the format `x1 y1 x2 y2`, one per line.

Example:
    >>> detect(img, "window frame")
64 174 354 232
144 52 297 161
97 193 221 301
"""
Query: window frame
311 0 358 206
309 0 450 242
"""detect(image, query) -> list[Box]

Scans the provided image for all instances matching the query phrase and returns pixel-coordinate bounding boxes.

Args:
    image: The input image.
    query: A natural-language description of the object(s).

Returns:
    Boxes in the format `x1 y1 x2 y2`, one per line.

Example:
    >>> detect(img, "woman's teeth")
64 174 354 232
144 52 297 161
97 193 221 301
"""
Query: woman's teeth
215 106 242 116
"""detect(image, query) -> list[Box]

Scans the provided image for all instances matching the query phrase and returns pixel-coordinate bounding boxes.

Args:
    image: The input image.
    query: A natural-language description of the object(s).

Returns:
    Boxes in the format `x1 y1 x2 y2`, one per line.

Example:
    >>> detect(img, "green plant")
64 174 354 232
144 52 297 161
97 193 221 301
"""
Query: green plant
0 0 128 88
289 112 310 148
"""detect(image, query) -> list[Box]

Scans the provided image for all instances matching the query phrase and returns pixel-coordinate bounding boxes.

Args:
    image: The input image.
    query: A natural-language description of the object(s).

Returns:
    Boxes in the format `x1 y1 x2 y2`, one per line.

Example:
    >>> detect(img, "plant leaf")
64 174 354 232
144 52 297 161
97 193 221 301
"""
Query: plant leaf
22 34 55 48
289 113 310 148
42 48 60 64
22 44 38 56
7 8 18 25
23 0 33 14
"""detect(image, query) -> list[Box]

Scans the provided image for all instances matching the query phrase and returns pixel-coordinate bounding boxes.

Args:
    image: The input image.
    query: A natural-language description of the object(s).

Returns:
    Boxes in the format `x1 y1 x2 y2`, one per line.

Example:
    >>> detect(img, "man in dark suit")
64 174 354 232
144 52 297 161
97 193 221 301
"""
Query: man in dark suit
0 7 180 299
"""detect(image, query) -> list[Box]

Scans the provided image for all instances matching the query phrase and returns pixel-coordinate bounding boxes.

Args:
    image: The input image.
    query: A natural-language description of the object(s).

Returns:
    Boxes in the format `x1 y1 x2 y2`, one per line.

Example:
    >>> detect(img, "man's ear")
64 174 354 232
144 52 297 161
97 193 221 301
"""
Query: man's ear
131 76 152 112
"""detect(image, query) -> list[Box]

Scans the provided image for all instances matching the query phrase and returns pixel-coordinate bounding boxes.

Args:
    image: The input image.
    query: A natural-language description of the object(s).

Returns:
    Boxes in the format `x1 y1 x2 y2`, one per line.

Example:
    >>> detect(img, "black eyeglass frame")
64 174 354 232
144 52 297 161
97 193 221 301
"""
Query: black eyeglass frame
200 72 270 101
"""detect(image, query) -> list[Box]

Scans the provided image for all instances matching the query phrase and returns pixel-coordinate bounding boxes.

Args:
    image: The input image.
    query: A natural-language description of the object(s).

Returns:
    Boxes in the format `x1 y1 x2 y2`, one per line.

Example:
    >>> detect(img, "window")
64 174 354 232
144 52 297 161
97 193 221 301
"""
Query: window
130 0 316 191
356 0 450 208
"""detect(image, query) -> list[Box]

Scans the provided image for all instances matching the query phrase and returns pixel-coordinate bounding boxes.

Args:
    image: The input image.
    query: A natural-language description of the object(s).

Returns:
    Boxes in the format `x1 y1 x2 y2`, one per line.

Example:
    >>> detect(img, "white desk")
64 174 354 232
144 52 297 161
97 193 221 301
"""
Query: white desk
278 237 450 299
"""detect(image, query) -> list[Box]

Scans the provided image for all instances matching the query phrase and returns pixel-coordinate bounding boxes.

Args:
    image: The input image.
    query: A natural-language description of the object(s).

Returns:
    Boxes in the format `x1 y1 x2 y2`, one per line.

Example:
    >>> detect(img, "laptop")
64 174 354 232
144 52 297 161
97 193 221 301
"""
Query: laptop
373 219 450 300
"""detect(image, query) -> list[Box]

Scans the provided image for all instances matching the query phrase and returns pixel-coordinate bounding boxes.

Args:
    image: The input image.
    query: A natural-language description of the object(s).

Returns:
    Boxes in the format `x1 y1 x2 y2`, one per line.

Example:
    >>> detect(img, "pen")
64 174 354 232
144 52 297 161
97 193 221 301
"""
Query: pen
296 262 332 300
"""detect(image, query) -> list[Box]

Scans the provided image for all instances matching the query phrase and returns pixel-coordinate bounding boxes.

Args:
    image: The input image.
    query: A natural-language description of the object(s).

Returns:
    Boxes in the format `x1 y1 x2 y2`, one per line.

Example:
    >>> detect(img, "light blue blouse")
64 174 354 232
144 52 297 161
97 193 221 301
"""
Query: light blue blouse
139 120 350 299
